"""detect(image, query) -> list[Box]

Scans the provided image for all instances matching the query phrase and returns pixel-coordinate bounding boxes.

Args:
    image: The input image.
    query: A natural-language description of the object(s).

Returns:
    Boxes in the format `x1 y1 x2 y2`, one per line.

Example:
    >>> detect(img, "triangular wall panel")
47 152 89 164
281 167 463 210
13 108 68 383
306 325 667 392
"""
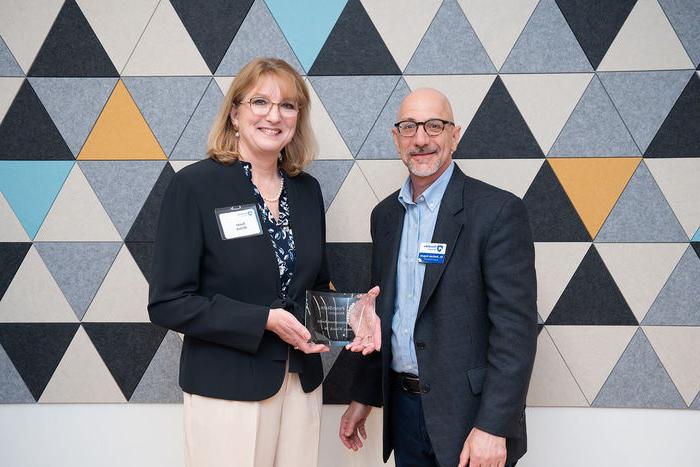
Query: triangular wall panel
125 163 176 243
0 343 34 403
170 79 222 160
644 325 700 405
658 0 700 66
0 194 30 242
130 331 182 403
356 78 410 159
643 246 700 325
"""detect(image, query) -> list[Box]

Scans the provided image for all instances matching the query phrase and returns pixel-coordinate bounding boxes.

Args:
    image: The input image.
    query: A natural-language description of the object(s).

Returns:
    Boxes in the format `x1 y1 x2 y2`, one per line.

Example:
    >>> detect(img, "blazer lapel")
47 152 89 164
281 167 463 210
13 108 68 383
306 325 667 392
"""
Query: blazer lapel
417 169 465 318
380 202 405 321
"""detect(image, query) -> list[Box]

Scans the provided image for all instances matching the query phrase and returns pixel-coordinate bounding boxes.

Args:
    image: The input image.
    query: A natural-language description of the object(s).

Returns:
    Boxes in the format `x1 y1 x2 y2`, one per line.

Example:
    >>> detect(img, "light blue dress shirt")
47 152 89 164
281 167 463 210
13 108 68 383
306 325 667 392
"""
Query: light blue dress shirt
391 162 454 375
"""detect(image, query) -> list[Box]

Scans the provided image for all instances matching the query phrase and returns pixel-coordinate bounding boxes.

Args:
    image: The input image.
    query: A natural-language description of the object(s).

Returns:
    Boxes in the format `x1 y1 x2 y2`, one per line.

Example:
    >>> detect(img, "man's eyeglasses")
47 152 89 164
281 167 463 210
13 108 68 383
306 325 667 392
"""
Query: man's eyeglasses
240 97 300 118
394 119 454 137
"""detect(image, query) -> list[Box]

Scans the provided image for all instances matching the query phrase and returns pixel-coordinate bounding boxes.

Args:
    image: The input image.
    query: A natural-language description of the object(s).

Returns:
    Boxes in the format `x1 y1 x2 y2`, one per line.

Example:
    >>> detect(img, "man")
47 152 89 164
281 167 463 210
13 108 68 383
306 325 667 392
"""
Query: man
339 88 537 467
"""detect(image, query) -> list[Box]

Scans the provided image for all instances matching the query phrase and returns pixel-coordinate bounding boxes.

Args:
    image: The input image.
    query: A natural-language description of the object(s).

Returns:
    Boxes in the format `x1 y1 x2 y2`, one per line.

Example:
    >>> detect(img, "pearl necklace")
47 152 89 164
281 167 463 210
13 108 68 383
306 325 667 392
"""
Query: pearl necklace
260 177 284 203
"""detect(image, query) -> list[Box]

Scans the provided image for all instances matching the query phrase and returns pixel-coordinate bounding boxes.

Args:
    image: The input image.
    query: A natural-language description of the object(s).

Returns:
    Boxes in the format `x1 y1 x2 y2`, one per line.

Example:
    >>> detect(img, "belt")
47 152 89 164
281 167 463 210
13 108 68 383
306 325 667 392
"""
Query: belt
391 370 422 394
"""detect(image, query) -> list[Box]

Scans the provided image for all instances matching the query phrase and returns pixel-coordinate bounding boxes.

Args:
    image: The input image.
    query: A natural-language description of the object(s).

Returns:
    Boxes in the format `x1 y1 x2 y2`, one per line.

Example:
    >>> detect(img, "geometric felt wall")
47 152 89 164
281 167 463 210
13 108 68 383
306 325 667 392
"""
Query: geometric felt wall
1 0 699 410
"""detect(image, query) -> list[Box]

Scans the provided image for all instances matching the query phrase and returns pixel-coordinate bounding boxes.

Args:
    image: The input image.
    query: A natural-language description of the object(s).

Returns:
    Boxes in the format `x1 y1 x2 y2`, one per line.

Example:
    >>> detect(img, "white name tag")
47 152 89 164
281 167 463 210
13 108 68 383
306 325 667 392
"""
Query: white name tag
418 242 447 264
214 205 263 240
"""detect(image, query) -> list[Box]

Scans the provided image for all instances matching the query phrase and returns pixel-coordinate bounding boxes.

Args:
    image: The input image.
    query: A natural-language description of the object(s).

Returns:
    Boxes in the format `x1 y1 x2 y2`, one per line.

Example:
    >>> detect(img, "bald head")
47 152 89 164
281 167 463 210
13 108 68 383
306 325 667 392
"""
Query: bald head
397 87 454 122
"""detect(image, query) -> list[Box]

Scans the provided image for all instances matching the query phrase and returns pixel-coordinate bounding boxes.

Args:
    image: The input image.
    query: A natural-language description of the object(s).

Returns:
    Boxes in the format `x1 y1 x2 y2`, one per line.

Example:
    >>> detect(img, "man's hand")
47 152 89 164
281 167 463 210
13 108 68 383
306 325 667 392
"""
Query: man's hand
339 401 372 451
346 286 381 355
458 427 507 467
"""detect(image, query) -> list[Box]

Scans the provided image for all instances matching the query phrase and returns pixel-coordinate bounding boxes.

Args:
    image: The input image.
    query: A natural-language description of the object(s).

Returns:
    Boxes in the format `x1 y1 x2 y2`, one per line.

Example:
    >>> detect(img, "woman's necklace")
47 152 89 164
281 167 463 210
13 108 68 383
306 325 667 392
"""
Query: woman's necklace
259 177 284 203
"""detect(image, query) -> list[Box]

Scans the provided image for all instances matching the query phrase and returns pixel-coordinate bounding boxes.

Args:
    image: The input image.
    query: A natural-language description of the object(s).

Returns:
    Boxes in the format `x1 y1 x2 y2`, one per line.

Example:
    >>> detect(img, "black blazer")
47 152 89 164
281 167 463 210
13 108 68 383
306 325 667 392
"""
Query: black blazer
148 158 329 401
352 165 538 466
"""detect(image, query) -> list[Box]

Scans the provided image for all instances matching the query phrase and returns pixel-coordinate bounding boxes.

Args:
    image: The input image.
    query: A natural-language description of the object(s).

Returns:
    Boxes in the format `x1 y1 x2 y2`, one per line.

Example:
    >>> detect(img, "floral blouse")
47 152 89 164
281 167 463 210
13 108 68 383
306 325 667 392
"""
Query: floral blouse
241 161 296 298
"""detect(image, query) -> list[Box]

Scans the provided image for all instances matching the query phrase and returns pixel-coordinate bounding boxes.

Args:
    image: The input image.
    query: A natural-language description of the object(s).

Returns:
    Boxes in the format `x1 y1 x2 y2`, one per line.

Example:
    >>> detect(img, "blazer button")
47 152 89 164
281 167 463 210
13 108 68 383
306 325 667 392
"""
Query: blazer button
421 383 430 393
416 341 425 350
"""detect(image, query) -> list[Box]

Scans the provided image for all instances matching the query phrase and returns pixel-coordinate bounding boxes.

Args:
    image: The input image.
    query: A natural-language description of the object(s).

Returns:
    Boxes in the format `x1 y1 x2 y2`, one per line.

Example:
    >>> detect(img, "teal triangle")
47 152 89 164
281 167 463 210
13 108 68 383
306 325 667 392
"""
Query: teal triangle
266 0 347 72
0 161 73 239
693 228 700 241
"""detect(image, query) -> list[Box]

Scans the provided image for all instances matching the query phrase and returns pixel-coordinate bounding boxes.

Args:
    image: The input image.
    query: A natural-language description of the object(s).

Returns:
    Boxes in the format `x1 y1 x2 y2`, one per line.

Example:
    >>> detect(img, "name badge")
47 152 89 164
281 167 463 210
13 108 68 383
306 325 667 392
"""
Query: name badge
418 242 447 264
214 205 263 240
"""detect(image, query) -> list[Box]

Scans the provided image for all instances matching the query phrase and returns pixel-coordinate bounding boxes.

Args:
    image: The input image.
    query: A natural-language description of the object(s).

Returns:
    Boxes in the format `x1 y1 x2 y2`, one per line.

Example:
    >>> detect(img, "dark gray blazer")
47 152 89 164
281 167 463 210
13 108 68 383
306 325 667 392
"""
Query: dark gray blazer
352 165 537 466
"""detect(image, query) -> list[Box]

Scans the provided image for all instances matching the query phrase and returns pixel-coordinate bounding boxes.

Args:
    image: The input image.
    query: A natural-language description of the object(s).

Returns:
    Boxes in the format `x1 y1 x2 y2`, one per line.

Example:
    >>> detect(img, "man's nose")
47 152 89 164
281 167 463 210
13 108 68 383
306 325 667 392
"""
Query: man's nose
413 124 430 145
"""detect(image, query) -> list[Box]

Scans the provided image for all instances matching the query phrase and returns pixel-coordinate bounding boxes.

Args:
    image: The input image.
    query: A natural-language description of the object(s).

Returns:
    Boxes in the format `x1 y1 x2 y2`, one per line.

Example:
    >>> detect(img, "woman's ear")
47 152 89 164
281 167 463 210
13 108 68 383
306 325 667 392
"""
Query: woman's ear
229 106 238 128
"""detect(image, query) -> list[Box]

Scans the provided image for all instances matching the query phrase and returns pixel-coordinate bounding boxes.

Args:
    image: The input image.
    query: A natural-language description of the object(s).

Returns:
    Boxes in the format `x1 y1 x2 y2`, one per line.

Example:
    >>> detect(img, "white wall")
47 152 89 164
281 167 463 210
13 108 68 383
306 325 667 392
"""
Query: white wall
1 405 699 467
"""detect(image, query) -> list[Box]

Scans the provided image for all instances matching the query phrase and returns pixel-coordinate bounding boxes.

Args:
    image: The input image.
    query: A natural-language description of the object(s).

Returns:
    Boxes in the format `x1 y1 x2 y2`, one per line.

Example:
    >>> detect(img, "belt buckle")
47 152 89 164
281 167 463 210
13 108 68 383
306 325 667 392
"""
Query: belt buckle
401 373 419 393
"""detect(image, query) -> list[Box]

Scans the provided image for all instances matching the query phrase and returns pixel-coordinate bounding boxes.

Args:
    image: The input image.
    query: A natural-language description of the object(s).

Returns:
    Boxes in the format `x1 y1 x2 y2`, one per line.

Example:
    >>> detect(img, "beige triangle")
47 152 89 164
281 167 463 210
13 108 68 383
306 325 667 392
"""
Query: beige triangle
644 326 700 405
34 164 121 241
646 159 700 238
501 73 593 154
0 193 30 241
326 163 378 242
527 328 588 406
76 0 159 72
596 243 687 323
83 246 149 322
0 247 77 322
0 77 23 123
455 159 543 198
306 78 352 160
404 75 496 131
598 0 694 71
458 0 539 69
169 160 198 173
548 325 637 403
361 0 441 71
0 0 63 72
356 160 407 202
121 0 210 75
214 76 235 95
534 242 590 321
39 326 126 403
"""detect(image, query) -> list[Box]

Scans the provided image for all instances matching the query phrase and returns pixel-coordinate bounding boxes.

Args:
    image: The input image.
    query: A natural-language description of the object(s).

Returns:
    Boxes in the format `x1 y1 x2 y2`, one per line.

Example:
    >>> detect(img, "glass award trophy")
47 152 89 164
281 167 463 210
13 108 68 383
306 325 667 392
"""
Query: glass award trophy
304 290 377 346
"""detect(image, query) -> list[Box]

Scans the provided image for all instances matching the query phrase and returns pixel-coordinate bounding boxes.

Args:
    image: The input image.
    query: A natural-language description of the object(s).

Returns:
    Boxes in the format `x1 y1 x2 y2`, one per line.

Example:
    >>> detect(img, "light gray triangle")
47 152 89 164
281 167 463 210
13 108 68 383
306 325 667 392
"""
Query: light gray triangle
404 0 495 74
215 0 303 76
658 0 700 66
170 79 223 160
28 78 118 157
309 76 399 155
321 346 343 380
643 246 700 325
130 331 182 403
305 160 354 211
123 77 211 155
599 70 694 153
596 162 687 242
549 76 640 157
357 78 409 160
500 0 593 73
0 343 34 403
80 160 166 239
0 35 23 76
692 390 700 409
34 242 122 320
593 328 686 408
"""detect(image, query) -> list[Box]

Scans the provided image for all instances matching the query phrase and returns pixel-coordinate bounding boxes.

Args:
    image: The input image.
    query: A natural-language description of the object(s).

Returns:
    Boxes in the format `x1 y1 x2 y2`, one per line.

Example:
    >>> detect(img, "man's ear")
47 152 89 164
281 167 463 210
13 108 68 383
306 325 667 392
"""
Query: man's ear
392 127 401 155
452 124 462 152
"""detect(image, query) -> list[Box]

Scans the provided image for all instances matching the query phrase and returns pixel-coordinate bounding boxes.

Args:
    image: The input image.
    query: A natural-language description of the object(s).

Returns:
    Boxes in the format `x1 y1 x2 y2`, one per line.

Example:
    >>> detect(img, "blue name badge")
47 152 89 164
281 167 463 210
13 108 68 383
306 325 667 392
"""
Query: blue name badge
418 242 447 264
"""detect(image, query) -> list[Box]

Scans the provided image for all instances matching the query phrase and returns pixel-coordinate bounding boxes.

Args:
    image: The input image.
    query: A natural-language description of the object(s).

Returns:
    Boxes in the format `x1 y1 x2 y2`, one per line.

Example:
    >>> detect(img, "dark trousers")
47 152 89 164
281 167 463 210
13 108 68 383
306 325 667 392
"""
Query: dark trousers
390 379 518 467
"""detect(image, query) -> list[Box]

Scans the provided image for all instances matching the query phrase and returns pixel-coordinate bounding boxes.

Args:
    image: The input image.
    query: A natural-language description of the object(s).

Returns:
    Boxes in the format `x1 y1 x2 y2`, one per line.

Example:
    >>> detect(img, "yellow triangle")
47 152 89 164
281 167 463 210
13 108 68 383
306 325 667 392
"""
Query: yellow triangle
78 80 166 160
549 157 641 238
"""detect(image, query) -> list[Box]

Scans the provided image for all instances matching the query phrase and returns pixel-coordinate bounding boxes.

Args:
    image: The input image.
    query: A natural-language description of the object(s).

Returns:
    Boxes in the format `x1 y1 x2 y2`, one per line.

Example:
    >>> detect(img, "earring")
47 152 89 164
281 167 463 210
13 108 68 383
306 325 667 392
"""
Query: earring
233 126 239 138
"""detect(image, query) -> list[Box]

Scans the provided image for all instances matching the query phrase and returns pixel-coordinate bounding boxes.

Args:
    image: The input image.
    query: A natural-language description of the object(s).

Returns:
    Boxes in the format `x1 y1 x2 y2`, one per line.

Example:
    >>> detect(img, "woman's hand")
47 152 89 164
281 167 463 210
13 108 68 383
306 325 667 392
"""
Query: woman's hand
266 308 329 354
346 286 381 355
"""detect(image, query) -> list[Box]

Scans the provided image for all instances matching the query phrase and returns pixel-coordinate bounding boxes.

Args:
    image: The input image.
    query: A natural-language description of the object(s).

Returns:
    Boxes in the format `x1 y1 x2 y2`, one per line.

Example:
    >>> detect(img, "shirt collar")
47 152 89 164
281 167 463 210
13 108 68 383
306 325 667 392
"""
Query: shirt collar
397 161 454 212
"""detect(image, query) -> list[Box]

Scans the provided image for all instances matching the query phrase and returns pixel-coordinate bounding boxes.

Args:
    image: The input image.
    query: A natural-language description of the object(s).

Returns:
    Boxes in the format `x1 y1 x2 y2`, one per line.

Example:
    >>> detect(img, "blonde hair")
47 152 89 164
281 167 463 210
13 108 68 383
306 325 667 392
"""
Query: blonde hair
207 58 316 176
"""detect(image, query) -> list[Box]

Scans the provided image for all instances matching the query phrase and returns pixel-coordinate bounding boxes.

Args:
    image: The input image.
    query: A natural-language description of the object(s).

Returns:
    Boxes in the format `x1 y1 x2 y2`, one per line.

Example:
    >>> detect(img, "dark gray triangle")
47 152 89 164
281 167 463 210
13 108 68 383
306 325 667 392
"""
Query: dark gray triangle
215 0 303 75
596 162 687 242
0 35 23 76
0 323 79 400
130 331 182 403
593 328 686 408
29 77 117 157
80 160 166 239
125 163 176 243
305 160 354 211
643 246 700 325
322 348 362 404
125 242 153 282
0 342 34 402
309 75 399 155
404 0 495 74
356 78 409 160
123 77 211 156
170 79 222 160
83 323 168 400
35 242 122 320
327 243 372 293
549 76 639 157
0 242 31 300
501 0 593 73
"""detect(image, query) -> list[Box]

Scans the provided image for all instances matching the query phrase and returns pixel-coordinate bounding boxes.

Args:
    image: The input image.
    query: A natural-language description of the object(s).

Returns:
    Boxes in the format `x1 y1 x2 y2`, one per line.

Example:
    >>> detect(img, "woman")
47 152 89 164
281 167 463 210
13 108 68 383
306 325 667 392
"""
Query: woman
148 58 376 467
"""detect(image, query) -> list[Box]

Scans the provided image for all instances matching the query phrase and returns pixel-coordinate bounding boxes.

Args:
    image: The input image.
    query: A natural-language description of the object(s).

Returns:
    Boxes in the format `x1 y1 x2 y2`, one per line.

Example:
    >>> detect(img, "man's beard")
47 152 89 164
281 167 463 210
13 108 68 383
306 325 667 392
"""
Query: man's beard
405 146 442 177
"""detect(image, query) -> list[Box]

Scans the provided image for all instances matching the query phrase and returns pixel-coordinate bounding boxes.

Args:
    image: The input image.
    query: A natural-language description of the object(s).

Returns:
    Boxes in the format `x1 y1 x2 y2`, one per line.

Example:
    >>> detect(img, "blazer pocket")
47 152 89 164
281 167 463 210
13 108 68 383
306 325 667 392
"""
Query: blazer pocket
467 366 487 395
